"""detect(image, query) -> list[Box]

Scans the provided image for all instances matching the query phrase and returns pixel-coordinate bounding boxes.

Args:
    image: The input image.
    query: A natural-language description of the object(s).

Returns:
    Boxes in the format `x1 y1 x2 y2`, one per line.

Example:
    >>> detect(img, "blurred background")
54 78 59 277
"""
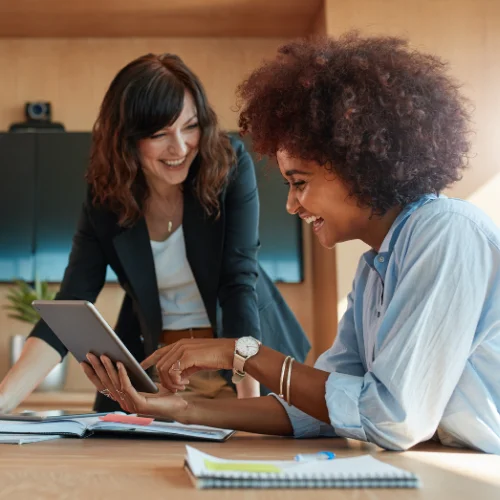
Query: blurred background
0 0 498 411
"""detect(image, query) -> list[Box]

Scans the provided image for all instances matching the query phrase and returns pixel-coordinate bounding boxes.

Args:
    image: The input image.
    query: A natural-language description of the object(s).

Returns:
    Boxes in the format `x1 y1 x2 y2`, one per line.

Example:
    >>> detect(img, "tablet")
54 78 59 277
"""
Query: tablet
32 300 158 393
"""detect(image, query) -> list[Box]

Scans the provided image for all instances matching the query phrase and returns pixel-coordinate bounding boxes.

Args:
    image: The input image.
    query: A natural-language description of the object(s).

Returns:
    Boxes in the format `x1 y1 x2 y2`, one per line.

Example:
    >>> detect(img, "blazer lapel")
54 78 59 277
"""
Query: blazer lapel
113 217 162 355
183 183 223 331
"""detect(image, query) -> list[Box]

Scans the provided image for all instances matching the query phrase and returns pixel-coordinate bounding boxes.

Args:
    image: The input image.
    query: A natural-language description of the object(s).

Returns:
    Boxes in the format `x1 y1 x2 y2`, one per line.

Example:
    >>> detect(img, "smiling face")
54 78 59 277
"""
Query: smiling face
277 151 371 249
137 91 201 189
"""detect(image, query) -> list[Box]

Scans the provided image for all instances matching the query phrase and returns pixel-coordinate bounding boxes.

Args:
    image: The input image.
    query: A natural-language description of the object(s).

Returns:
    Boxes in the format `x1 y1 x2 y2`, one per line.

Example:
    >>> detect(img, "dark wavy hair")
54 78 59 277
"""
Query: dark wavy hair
88 53 234 226
237 33 471 215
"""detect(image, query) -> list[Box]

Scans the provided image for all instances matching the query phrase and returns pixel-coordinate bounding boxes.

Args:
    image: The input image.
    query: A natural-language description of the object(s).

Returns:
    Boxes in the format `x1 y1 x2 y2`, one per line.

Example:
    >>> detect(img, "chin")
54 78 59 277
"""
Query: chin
163 167 190 184
316 232 337 250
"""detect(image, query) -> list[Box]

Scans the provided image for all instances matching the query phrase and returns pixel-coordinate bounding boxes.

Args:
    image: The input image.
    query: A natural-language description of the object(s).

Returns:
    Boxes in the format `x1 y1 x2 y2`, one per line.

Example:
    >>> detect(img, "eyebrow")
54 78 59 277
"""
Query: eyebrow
161 114 198 132
284 169 312 176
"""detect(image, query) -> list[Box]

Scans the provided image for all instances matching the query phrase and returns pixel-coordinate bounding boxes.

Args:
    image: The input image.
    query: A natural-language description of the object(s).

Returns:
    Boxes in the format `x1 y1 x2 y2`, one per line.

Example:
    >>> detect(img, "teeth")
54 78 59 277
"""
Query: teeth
162 158 185 166
304 216 320 224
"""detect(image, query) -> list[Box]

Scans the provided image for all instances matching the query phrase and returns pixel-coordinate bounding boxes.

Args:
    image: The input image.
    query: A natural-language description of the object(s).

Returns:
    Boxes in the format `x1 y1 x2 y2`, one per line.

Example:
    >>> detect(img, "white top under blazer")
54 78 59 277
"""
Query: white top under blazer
150 225 211 330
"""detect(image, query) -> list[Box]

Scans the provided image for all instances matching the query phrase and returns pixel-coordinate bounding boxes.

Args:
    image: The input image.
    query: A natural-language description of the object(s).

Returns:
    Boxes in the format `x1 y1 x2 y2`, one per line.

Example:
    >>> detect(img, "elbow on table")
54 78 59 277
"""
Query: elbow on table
363 417 436 452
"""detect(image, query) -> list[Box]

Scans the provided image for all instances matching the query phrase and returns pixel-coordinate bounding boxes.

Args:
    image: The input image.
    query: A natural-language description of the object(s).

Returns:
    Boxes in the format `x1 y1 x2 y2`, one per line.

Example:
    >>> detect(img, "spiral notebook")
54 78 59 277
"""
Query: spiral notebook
184 446 421 489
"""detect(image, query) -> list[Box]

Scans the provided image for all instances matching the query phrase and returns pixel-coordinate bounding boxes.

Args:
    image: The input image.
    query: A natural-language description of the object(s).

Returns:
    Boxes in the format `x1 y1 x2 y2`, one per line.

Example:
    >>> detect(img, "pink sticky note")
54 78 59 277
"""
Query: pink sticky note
99 414 154 426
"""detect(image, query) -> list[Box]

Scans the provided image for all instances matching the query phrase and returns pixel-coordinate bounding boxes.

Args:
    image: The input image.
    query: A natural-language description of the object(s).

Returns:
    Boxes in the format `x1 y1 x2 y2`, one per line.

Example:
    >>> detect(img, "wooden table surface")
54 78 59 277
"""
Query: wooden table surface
0 433 499 500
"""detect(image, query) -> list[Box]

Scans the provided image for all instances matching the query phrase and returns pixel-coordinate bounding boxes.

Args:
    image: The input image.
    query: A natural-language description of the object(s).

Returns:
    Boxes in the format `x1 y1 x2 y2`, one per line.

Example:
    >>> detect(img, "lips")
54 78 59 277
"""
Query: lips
312 217 325 233
160 158 186 169
300 213 325 233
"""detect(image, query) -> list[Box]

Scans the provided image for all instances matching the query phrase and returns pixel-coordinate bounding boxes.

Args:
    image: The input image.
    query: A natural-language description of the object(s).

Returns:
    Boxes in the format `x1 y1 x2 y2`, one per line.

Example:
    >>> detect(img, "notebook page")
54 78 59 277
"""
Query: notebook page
186 446 415 480
0 417 98 437
91 420 234 440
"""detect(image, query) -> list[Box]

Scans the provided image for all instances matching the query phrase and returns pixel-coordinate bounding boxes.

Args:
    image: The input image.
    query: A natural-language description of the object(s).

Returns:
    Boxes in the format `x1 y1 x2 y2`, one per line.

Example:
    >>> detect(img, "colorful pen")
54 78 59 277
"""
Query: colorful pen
294 451 336 462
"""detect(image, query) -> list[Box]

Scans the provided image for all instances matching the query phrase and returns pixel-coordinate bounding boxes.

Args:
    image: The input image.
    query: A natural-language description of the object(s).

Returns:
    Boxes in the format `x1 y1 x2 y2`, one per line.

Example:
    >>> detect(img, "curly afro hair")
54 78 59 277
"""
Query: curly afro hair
237 32 471 215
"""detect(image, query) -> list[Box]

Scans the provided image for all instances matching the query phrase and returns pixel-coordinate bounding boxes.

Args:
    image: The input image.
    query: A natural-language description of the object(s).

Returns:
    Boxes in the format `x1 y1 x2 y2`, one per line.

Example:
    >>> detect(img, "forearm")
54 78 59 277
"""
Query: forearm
0 337 62 412
181 394 293 435
246 346 331 423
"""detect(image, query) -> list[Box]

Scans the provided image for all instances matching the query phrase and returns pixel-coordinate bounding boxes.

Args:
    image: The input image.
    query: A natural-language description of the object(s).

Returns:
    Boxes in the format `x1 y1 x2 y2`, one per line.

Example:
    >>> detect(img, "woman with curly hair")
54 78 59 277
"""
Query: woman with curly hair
86 34 500 453
0 53 310 413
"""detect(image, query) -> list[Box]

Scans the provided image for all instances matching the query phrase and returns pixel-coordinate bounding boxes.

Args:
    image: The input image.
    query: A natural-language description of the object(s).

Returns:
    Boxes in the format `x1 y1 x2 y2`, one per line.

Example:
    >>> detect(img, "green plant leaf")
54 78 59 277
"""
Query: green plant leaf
3 278 56 324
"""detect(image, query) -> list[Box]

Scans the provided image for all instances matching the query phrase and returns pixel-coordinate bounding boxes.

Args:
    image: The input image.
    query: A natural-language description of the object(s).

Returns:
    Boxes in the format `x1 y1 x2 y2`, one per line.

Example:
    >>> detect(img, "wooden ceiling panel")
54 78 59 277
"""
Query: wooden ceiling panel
0 0 324 37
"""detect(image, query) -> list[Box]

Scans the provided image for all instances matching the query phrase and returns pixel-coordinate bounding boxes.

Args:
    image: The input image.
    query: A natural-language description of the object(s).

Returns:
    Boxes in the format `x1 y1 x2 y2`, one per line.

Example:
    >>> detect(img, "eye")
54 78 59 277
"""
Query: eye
283 180 306 191
150 132 165 139
292 180 306 191
186 123 199 130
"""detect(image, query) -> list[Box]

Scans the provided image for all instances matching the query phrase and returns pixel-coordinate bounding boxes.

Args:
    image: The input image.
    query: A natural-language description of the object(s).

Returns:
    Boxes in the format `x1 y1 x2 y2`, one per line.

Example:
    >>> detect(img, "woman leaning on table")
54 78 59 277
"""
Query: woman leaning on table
0 53 310 413
83 33 500 454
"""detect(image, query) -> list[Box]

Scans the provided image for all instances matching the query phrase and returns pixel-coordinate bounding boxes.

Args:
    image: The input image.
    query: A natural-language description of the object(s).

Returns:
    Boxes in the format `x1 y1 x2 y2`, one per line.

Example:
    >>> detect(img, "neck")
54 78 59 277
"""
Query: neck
147 177 181 202
359 206 402 252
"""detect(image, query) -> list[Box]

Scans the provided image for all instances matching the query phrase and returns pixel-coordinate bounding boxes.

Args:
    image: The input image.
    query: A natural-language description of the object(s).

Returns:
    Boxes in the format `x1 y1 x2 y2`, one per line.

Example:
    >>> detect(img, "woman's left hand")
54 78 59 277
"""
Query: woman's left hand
81 354 189 420
141 338 235 393
81 353 134 412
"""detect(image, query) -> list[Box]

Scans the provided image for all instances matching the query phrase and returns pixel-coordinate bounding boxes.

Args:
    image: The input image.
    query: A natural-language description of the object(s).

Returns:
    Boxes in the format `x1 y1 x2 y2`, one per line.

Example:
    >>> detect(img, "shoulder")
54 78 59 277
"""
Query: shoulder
225 134 257 188
228 134 249 160
394 197 500 264
408 197 500 248
83 185 120 231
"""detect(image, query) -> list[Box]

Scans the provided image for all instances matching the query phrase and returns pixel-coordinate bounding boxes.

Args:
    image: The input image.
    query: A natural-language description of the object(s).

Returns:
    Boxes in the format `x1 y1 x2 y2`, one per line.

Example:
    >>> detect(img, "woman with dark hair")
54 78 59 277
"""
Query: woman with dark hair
88 34 499 454
0 53 310 412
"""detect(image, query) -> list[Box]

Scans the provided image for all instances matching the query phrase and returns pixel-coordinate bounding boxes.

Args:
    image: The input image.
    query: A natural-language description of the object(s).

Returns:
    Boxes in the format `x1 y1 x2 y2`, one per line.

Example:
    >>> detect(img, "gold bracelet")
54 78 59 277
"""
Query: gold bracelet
279 356 291 399
285 357 294 406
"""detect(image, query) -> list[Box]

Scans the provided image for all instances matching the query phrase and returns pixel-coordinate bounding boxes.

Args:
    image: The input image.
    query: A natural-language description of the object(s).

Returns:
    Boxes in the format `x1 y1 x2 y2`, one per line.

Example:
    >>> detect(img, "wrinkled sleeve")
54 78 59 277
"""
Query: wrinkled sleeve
324 213 493 450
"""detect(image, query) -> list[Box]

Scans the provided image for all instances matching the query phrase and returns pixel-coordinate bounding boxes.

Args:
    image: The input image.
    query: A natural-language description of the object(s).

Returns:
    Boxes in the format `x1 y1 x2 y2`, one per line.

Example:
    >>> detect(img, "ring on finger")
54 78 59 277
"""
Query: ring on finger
100 388 113 399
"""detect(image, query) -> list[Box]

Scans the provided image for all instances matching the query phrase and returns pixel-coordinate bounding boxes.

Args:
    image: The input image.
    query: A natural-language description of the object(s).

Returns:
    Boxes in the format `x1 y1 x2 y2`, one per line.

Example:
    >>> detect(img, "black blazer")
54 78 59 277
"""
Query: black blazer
29 137 310 411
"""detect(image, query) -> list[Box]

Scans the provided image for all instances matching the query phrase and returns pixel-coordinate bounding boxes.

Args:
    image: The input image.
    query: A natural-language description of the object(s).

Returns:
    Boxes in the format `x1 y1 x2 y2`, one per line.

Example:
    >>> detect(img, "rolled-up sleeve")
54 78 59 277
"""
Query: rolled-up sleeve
270 393 336 438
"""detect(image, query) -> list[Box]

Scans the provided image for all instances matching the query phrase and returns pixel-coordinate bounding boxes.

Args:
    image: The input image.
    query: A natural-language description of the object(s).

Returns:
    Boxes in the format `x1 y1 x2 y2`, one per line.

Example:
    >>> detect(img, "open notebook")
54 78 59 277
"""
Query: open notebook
0 414 234 442
185 446 421 489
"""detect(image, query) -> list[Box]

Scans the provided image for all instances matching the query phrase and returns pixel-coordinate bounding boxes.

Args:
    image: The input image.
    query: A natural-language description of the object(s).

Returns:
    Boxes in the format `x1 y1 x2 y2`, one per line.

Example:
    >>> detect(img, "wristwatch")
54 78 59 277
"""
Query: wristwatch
232 336 261 384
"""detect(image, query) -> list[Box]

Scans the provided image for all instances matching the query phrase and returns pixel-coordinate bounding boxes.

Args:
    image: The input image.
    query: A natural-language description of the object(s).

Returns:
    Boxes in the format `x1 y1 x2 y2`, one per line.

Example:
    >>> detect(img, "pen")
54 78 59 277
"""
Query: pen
294 451 336 462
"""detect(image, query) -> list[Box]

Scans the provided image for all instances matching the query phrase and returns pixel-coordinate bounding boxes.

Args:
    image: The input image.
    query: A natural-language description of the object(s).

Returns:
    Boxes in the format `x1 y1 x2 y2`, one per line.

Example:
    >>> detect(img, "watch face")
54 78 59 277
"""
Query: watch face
236 336 260 357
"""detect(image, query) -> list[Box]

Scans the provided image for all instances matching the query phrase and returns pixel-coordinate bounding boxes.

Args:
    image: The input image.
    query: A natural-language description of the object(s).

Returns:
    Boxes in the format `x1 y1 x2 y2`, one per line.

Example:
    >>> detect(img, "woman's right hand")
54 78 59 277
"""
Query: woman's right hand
140 338 235 393
117 362 189 420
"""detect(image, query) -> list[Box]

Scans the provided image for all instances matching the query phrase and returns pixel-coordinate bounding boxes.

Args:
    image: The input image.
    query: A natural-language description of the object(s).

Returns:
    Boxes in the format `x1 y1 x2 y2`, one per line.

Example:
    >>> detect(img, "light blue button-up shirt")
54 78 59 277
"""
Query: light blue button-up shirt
276 194 500 453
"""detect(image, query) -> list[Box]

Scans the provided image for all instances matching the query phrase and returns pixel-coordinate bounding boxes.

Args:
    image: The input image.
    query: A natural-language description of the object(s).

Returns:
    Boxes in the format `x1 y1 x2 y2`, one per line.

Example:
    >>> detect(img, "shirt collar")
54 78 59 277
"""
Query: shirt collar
362 194 441 275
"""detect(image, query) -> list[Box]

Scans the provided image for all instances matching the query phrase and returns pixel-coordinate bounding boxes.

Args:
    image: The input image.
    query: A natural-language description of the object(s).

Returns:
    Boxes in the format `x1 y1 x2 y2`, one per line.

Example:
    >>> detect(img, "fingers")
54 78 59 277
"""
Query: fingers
86 353 123 405
155 339 231 391
118 363 188 420
100 356 134 413
140 345 171 370
117 362 143 414
80 361 112 397
140 339 211 370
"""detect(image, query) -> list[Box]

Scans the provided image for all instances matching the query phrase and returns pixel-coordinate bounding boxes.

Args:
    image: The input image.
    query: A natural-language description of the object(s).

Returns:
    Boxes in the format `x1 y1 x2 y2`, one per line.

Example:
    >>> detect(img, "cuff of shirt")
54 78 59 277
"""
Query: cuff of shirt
269 393 336 439
325 372 367 441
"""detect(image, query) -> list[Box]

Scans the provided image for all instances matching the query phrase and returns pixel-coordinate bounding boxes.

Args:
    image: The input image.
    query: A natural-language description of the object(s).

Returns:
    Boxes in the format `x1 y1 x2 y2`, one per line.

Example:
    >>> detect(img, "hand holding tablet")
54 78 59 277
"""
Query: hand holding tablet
32 300 158 394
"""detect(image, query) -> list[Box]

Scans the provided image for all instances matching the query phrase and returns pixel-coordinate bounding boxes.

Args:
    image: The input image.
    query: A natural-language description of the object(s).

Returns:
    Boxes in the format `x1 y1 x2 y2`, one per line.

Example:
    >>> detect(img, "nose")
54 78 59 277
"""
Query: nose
286 187 300 215
167 130 188 157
